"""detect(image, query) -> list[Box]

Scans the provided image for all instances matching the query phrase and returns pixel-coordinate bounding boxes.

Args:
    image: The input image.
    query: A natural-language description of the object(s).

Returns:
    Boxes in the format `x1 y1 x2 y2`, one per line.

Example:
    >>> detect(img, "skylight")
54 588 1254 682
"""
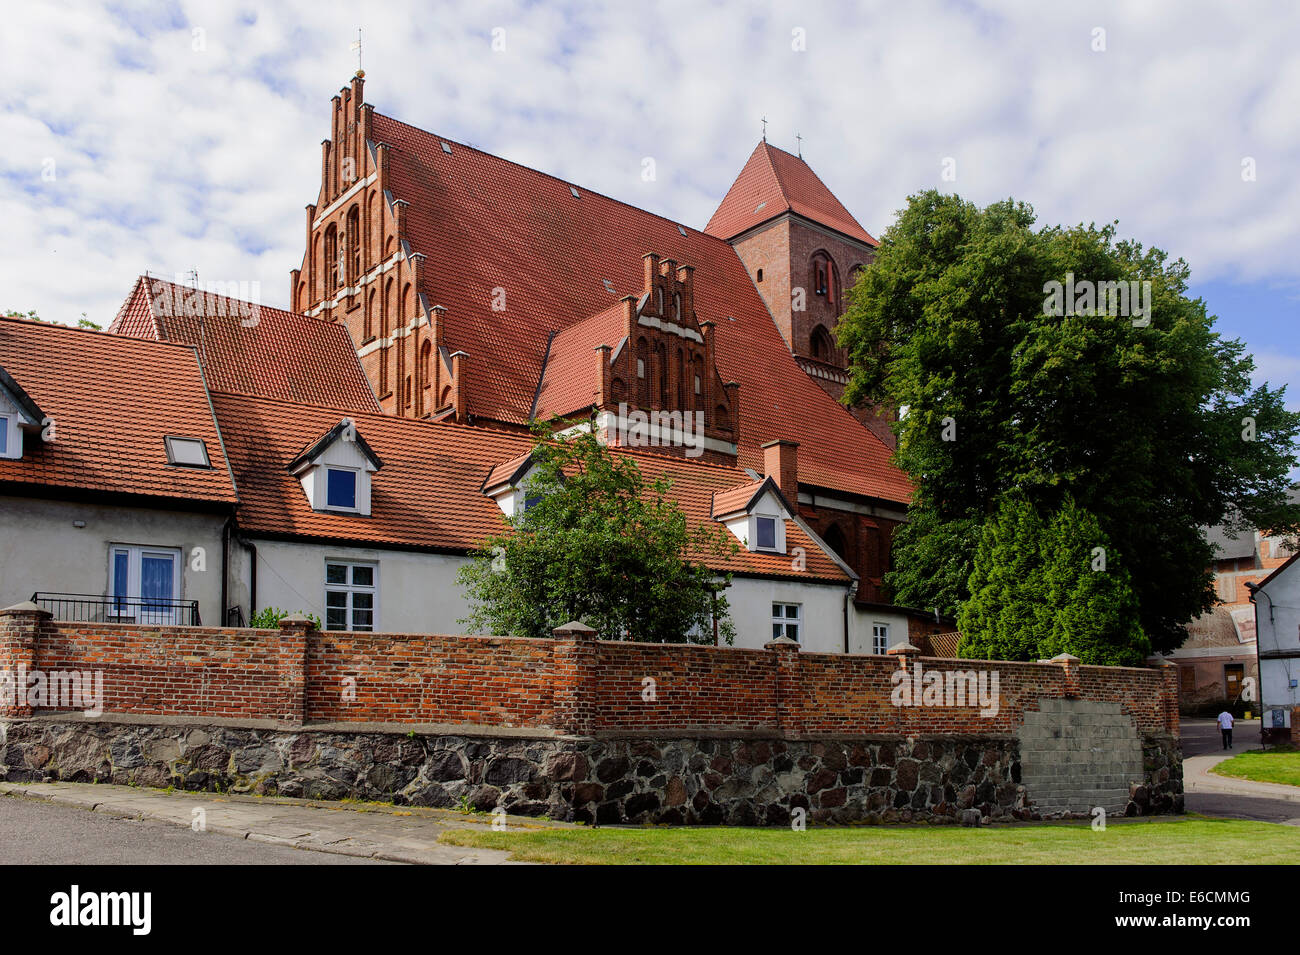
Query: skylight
441 141 452 154
754 201 767 213
165 436 211 468
570 186 580 198
603 279 615 293
677 225 687 237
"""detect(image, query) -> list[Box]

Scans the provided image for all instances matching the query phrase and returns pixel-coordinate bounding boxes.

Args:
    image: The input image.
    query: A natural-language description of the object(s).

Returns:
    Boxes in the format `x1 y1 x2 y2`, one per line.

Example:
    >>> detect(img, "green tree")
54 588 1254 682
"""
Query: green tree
1038 498 1148 666
458 423 738 643
842 191 1300 654
956 495 1048 661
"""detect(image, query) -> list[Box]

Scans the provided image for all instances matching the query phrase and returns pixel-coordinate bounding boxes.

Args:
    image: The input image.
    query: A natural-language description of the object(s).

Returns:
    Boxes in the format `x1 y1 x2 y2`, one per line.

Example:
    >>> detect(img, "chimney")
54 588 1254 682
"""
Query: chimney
450 350 469 421
594 344 612 409
762 438 799 507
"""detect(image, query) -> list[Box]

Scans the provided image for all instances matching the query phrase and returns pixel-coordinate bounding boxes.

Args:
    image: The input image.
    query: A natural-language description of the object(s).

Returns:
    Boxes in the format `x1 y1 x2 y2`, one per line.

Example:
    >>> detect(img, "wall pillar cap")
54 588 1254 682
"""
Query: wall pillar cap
886 640 921 656
1048 653 1081 664
278 613 316 631
0 601 51 617
553 621 598 639
764 636 801 651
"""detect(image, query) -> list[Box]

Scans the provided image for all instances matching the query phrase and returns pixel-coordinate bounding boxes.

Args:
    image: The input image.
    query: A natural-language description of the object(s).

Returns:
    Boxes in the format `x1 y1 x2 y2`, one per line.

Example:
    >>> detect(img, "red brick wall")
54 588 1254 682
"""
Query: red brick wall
1 614 1178 738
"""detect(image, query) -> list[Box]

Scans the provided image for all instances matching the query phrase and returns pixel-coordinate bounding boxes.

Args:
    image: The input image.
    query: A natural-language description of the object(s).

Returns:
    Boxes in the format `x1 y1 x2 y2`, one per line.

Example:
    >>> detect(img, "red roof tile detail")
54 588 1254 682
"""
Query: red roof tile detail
705 141 878 246
534 303 627 419
0 317 238 504
371 115 909 505
712 480 766 518
109 277 379 413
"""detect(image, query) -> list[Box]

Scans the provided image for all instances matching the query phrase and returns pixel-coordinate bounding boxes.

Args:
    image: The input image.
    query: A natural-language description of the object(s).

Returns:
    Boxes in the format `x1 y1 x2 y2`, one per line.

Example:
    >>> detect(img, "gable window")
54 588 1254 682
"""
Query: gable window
326 467 358 510
772 603 801 641
756 516 777 550
325 561 376 631
164 435 211 468
872 622 890 655
110 545 182 624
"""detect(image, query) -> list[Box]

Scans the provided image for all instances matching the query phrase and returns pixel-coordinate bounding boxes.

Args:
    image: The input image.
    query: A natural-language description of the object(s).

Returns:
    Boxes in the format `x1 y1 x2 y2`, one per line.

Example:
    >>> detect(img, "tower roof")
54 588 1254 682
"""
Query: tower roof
705 141 877 246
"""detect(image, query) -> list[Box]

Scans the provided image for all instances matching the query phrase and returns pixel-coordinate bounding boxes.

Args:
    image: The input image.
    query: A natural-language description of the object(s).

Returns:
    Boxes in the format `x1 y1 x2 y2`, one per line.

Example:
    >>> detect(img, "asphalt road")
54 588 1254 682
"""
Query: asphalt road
1181 717 1300 825
0 796 392 864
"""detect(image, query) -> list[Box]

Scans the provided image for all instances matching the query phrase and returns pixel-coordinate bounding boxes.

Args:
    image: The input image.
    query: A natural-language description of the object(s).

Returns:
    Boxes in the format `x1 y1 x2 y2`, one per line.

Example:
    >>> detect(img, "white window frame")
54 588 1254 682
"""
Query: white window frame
772 602 801 642
325 559 378 631
872 622 891 655
323 465 361 512
109 544 183 625
751 512 786 554
0 414 10 459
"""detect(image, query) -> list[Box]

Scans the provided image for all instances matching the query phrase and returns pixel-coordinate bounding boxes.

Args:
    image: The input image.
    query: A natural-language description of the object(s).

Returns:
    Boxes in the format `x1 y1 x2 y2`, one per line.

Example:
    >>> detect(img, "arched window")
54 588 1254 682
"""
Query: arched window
636 338 649 404
810 324 834 361
421 341 432 388
324 225 339 293
756 267 764 283
655 287 664 316
811 251 838 306
347 206 361 285
823 523 848 561
656 343 668 406
673 292 682 321
365 288 376 340
383 278 394 339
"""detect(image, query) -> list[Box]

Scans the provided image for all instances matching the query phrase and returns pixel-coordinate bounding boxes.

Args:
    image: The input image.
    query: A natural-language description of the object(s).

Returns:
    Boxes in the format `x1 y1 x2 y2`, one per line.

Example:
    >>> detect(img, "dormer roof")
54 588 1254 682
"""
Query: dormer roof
0 363 45 428
711 475 794 520
287 417 384 475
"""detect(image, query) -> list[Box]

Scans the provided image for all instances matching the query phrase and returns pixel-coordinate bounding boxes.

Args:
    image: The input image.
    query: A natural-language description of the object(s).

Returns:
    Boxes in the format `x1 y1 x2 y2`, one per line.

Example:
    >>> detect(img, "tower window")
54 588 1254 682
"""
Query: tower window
756 268 763 283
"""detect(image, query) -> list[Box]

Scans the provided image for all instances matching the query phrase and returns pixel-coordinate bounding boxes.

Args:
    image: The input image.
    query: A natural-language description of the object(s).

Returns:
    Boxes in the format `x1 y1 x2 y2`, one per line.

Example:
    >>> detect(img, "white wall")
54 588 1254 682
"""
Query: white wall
847 607 913 656
238 538 473 634
726 576 848 653
1257 562 1300 728
0 495 226 623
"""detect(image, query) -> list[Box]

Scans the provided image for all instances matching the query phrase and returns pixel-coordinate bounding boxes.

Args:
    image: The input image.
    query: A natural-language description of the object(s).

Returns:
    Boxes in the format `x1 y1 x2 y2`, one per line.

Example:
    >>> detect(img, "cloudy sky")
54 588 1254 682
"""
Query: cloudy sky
2 0 1297 409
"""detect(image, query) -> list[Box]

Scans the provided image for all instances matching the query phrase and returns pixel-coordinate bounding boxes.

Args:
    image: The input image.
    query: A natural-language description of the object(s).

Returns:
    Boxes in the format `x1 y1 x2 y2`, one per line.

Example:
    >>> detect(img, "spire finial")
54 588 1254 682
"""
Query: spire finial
761 116 767 142
795 132 802 157
351 28 363 76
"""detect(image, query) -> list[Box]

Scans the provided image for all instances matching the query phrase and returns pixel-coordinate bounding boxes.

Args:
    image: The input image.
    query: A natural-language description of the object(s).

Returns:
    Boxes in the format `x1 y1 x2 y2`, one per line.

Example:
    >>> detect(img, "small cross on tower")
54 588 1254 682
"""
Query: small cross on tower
795 133 803 157
761 116 767 142
350 28 363 76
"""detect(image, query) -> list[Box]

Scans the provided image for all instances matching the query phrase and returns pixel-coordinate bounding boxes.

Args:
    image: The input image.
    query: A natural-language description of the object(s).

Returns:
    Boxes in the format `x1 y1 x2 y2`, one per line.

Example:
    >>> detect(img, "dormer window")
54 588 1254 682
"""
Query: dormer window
713 476 790 555
164 435 211 468
0 415 10 459
0 364 47 461
288 418 383 517
483 450 537 518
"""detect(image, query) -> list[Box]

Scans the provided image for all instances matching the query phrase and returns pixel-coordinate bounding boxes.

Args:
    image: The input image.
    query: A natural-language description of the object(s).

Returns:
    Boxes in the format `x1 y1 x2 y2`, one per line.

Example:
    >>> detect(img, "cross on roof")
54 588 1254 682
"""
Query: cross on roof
795 133 802 157
350 28 363 74
761 116 767 142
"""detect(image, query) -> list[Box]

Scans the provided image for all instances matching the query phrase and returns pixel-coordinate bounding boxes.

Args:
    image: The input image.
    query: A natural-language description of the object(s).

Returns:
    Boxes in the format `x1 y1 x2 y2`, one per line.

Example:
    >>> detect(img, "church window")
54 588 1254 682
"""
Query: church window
324 225 339 292
673 293 682 321
810 324 834 361
347 206 361 284
756 268 763 283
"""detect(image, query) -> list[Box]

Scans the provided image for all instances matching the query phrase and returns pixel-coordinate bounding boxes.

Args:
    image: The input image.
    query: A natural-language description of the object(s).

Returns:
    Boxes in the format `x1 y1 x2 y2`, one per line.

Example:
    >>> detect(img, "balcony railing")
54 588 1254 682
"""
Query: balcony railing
30 592 201 626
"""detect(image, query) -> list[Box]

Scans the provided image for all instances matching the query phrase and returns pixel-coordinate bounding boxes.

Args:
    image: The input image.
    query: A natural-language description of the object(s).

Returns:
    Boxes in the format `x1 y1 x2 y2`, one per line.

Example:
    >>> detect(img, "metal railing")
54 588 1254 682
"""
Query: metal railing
30 592 201 626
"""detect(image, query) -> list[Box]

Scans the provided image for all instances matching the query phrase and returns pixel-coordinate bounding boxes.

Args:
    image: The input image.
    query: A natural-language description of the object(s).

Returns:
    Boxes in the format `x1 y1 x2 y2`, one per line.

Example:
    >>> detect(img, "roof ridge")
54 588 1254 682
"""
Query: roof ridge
0 314 198 351
759 141 794 215
374 112 732 243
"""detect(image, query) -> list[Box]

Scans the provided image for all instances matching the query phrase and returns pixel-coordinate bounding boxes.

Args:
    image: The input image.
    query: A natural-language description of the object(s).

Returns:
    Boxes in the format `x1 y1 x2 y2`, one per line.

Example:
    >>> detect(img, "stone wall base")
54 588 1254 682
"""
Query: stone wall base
0 718 1182 825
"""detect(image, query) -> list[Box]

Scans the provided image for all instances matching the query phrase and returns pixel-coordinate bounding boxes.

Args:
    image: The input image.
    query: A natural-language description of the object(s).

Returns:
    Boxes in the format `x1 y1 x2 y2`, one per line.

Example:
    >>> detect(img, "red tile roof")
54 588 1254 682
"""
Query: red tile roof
711 480 767 518
109 277 379 413
213 392 849 584
533 302 627 418
0 317 238 505
705 141 878 246
372 115 908 505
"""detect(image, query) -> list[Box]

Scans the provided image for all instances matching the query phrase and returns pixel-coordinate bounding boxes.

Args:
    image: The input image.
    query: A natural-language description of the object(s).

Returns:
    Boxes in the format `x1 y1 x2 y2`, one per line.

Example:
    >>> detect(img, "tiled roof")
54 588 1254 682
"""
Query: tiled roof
213 392 849 583
371 115 909 505
711 480 767 518
0 317 238 505
108 277 379 413
705 141 878 246
533 303 627 419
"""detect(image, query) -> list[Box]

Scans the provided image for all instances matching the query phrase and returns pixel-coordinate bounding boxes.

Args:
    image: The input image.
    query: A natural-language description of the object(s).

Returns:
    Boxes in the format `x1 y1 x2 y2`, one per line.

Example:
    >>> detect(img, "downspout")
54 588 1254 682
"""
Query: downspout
843 579 858 654
220 516 231 626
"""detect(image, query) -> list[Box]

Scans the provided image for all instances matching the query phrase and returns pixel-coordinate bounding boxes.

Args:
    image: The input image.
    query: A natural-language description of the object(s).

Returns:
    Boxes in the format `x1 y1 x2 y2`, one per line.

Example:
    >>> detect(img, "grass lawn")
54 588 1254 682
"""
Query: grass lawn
439 816 1300 864
1212 750 1300 787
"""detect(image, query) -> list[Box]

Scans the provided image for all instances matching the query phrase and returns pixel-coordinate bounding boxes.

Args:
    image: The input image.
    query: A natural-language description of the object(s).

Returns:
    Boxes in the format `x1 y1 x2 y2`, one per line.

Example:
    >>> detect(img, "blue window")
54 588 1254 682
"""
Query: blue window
326 468 357 509
0 417 7 455
756 516 777 549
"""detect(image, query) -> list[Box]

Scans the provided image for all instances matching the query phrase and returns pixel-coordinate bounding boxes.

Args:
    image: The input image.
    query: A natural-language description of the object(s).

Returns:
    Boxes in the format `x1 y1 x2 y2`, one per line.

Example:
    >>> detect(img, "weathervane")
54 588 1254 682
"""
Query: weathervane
351 28 363 76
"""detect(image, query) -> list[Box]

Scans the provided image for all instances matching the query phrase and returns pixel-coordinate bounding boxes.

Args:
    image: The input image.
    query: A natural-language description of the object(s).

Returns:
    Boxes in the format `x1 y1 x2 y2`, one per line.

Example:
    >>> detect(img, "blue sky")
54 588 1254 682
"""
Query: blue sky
1 0 1297 419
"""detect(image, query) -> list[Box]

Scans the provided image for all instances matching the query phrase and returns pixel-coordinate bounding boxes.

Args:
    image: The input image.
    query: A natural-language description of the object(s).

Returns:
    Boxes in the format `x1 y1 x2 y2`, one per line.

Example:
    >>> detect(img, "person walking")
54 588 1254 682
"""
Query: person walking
1218 708 1235 750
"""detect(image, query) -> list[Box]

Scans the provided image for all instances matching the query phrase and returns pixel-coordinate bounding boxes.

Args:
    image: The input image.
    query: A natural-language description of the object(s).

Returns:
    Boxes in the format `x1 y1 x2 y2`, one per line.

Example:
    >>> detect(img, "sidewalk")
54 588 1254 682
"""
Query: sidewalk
0 781 566 864
1183 720 1300 805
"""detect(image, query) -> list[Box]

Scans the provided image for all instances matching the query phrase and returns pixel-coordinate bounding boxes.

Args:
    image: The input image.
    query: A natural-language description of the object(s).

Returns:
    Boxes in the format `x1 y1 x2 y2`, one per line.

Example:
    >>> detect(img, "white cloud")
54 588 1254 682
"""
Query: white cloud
1 0 1299 329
